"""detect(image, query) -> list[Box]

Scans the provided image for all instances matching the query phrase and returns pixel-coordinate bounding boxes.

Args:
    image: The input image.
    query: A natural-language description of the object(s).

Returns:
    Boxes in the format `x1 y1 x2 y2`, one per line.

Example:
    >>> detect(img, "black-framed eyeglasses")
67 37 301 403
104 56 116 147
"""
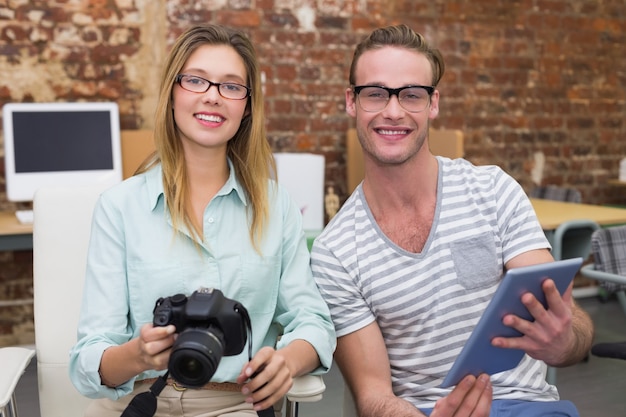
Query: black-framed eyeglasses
353 85 434 113
175 74 251 100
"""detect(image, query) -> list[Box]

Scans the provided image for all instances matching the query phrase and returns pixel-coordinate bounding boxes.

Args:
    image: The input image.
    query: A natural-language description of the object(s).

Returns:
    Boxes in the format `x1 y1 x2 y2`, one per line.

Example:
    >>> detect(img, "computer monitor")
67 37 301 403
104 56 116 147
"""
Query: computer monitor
2 101 123 202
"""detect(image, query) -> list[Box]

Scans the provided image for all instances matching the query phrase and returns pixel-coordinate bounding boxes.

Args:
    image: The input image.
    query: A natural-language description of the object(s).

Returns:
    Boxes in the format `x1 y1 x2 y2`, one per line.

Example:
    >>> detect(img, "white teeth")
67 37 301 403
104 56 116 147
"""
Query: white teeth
378 129 408 135
196 114 223 123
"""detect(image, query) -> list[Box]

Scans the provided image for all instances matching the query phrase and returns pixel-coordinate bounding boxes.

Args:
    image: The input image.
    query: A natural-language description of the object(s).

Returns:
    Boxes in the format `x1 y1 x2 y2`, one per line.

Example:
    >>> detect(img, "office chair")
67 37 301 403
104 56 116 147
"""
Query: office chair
530 185 582 203
580 225 626 317
0 347 34 417
550 219 601 262
0 184 324 417
580 225 626 362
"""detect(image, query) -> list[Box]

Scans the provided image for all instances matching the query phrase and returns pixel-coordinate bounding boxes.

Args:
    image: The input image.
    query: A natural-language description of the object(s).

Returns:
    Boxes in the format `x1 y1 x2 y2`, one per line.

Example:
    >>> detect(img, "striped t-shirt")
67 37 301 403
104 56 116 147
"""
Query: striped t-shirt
311 157 559 409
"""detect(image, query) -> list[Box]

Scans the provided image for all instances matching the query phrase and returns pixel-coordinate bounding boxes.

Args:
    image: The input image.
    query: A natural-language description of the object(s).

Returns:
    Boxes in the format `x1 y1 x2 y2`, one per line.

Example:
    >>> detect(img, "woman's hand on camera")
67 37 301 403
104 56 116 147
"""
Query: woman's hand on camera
137 323 177 371
99 323 177 388
237 346 293 412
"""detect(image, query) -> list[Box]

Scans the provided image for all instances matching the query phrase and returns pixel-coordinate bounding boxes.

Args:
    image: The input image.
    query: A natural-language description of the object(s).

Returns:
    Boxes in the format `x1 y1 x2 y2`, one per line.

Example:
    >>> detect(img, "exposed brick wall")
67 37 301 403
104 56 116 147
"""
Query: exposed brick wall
1 0 625 344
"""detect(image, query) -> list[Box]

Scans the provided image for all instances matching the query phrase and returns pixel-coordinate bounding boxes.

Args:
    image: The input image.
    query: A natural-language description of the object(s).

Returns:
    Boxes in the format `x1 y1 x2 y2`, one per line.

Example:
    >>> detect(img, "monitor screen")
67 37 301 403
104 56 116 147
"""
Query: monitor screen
3 102 123 202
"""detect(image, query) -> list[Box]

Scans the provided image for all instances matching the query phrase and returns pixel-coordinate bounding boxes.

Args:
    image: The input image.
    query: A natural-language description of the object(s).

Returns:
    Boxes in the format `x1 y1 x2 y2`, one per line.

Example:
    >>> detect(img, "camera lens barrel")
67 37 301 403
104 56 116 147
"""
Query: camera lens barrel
168 327 225 388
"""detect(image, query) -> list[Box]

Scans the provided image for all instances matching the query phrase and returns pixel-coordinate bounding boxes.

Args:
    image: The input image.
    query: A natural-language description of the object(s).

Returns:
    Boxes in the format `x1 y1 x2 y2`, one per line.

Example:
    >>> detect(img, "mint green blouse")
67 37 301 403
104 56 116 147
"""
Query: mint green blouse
69 162 336 400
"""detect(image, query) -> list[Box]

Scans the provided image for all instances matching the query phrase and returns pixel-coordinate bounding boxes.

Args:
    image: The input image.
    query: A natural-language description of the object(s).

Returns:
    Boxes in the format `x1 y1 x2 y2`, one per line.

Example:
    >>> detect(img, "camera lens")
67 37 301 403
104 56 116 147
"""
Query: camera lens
176 356 204 380
168 327 225 388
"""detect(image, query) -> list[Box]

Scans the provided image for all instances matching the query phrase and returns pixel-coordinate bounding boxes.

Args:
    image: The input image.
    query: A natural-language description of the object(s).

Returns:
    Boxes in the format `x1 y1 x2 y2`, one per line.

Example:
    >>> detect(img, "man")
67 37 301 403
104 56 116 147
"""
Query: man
311 24 593 417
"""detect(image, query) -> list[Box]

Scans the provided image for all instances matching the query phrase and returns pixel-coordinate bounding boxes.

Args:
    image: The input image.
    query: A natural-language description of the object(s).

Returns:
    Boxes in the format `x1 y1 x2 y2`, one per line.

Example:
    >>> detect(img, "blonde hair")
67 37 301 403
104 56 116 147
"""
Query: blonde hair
137 24 275 249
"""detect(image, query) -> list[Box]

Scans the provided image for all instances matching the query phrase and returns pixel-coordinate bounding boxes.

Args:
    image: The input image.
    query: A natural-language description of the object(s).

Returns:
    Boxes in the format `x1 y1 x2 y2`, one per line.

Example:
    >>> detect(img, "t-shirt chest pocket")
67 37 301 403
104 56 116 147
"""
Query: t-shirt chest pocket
450 233 500 290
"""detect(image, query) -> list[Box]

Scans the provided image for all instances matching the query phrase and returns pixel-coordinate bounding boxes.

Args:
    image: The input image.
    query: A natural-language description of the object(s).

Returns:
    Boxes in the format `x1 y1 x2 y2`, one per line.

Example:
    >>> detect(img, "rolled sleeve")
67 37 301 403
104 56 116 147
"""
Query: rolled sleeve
69 342 135 400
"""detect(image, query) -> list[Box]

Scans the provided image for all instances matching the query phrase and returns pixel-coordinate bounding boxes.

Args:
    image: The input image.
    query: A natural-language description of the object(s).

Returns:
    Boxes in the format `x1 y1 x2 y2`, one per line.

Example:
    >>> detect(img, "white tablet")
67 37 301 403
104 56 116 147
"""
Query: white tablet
440 257 583 388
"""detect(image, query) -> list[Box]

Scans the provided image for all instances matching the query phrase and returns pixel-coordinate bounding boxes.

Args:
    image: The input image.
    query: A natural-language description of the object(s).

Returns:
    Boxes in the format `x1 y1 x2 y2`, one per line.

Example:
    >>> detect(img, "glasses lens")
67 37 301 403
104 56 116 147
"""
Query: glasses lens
218 83 249 100
179 75 208 93
357 87 389 112
398 87 430 112
357 86 430 113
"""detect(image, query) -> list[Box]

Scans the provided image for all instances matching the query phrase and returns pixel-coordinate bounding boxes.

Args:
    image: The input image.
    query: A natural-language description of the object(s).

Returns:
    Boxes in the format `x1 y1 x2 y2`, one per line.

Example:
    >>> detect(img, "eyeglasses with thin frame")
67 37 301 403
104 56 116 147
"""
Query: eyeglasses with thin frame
175 74 251 100
353 85 434 113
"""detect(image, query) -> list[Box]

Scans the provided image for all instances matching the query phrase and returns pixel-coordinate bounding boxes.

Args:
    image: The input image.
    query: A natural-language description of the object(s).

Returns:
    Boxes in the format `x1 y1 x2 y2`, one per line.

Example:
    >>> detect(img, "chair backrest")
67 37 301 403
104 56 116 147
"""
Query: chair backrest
551 219 601 261
346 128 464 193
530 185 582 203
589 225 626 292
32 185 109 417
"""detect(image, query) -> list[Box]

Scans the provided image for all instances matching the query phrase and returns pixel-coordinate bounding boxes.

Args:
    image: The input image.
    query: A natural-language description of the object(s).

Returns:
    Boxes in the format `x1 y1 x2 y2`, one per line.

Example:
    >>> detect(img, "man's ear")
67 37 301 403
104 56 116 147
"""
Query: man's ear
345 88 357 117
428 89 440 120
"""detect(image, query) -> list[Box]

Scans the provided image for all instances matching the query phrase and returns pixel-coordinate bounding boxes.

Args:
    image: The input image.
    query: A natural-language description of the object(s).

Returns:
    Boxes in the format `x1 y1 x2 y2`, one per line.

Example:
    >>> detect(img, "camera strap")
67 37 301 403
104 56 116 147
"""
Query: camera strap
256 407 276 417
120 372 168 417
237 305 276 417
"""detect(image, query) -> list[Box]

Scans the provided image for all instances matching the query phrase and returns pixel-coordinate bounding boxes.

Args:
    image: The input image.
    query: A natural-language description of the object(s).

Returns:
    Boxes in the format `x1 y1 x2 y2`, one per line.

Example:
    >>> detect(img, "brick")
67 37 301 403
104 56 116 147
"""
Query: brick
264 11 299 28
216 10 261 27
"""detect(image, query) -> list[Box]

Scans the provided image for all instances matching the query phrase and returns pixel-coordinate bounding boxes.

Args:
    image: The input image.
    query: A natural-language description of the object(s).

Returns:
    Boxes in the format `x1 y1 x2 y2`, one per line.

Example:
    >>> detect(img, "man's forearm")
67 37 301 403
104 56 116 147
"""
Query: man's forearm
357 393 426 417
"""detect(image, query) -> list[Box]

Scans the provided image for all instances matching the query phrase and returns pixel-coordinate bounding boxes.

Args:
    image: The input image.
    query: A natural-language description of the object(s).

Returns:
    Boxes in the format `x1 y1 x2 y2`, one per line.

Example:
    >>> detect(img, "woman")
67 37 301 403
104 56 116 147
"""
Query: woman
69 24 335 417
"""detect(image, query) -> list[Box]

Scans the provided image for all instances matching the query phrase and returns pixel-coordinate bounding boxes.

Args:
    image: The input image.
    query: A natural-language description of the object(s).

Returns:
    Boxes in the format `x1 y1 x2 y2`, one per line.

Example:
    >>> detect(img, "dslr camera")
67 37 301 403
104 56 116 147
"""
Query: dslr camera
152 288 249 388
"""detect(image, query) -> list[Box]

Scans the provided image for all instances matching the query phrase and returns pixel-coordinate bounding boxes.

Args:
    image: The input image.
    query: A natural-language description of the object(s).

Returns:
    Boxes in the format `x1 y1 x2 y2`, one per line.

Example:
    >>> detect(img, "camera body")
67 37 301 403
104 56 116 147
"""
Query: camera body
153 288 248 387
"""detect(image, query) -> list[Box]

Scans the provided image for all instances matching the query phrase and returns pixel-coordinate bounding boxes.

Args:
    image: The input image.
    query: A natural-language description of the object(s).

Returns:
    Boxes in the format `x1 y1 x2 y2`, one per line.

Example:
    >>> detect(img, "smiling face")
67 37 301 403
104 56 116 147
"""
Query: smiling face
172 44 249 155
346 46 440 167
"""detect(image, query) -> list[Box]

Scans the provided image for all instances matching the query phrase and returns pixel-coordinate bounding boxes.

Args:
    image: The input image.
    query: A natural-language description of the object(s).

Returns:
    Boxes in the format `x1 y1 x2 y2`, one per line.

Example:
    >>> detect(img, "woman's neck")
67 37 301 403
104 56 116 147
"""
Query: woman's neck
184 147 230 225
